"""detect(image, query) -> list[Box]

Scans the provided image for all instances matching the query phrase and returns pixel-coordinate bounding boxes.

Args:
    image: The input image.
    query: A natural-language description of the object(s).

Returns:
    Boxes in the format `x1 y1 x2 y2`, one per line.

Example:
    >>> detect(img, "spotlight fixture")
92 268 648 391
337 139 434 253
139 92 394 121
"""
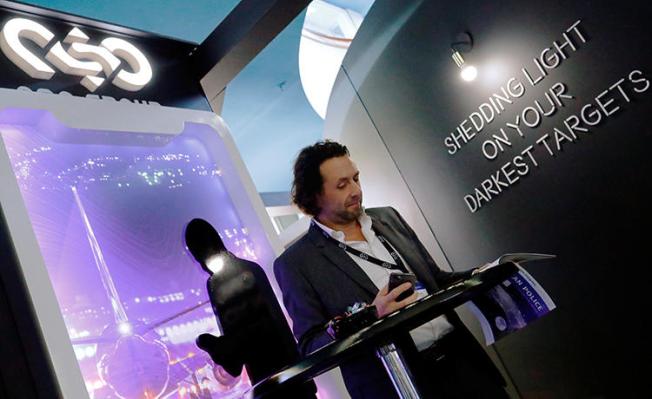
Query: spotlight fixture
451 32 477 82
452 51 478 81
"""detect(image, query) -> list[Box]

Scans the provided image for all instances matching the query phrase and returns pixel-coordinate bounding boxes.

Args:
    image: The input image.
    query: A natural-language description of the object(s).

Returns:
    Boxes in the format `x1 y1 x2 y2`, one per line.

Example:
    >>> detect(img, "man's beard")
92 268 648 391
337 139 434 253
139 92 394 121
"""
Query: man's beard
335 204 363 223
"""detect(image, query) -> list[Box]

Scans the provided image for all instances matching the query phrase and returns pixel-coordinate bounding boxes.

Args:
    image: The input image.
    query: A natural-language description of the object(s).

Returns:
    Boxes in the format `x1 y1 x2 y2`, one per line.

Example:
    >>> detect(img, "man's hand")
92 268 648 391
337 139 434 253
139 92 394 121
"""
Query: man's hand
372 282 418 317
472 262 493 276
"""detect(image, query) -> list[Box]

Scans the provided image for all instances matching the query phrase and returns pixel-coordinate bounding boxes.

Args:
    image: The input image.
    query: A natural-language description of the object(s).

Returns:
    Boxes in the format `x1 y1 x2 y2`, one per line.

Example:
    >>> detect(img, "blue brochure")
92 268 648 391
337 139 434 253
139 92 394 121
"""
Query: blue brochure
467 253 556 345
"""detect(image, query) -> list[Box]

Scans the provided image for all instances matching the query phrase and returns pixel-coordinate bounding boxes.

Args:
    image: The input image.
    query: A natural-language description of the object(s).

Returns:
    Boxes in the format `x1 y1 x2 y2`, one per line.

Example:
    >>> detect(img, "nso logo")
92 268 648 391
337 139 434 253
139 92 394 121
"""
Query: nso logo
0 18 152 92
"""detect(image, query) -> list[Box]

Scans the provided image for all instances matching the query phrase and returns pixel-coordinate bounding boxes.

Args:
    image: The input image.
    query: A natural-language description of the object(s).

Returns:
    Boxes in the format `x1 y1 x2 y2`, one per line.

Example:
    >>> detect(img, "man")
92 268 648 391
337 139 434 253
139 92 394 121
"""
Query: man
274 141 508 398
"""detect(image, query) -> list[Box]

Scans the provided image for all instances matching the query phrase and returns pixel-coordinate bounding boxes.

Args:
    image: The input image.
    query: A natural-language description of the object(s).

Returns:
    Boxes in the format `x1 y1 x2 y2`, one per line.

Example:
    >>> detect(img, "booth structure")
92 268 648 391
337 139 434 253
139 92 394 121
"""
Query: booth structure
0 1 356 397
0 89 284 398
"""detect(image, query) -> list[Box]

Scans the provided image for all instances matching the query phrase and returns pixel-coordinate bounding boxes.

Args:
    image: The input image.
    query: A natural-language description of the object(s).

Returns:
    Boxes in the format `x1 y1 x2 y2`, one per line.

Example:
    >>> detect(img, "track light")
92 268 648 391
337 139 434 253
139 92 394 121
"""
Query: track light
451 32 477 82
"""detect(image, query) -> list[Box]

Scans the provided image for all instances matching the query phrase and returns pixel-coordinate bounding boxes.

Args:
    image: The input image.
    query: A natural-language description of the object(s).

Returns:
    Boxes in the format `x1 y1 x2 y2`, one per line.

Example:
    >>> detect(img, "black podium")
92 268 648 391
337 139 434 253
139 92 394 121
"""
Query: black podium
253 262 519 399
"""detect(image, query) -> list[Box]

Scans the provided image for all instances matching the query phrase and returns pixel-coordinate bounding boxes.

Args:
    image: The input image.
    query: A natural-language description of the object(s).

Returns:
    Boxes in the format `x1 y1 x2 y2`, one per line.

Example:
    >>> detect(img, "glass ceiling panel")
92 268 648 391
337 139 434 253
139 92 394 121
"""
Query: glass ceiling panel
18 0 241 43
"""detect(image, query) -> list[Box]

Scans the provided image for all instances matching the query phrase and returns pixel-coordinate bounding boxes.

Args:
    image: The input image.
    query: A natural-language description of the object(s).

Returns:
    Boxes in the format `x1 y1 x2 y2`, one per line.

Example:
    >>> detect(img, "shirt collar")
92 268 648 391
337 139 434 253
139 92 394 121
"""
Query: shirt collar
313 210 374 243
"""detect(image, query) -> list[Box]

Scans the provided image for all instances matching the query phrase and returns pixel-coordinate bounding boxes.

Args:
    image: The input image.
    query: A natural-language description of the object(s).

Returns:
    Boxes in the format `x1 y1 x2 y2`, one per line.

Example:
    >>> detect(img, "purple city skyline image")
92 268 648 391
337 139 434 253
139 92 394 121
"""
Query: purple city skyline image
1 108 275 398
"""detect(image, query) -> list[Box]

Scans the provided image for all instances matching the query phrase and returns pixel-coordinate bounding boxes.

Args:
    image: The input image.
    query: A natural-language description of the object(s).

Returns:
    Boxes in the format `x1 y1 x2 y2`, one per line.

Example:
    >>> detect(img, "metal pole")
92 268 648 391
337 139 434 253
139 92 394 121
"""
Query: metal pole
376 343 421 399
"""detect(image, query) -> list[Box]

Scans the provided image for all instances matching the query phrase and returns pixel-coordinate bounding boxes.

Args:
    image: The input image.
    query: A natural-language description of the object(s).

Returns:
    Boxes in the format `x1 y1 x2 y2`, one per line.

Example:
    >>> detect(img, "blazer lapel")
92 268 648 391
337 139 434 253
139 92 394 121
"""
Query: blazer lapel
370 217 440 292
307 223 378 297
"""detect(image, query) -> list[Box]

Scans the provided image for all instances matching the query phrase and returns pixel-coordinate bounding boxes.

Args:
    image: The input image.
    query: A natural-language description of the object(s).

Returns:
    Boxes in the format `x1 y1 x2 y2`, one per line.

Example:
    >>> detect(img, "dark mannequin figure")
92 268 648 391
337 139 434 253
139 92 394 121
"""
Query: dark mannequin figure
184 218 316 398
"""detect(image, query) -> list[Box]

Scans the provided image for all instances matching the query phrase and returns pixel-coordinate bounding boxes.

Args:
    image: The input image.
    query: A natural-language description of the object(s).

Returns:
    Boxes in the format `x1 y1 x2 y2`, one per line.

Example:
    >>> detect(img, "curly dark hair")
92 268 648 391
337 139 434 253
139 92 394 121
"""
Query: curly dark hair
292 140 350 216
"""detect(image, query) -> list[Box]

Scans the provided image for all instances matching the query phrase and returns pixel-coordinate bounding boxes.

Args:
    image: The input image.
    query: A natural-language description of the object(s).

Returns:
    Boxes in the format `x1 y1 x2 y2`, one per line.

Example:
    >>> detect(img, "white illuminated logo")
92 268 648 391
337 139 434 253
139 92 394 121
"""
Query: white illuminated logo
0 18 153 92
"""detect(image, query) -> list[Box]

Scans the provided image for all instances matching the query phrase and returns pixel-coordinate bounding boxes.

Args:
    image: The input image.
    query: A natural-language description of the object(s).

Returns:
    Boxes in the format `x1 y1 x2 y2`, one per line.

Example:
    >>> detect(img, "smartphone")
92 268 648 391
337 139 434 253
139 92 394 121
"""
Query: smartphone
388 272 417 301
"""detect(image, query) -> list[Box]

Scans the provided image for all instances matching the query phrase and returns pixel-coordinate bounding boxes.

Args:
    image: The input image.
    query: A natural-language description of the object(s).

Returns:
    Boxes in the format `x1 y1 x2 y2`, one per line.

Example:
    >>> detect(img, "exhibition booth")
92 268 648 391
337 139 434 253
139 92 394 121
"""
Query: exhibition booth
0 1 650 398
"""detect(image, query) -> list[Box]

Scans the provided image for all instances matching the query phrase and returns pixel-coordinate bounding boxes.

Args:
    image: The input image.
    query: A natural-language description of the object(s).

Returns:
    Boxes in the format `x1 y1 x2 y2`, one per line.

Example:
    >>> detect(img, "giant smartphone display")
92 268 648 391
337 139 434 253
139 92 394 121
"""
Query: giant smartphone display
0 89 281 399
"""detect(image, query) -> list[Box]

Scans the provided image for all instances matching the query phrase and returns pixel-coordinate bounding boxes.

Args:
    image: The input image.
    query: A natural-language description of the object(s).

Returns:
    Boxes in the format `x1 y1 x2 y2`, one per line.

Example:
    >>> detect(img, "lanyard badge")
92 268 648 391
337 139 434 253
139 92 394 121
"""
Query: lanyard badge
312 220 408 273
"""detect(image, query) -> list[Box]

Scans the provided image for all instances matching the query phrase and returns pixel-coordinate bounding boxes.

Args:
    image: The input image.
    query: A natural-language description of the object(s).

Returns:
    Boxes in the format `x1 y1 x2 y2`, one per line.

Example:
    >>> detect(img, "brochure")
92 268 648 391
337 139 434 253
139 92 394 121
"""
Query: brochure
467 253 556 345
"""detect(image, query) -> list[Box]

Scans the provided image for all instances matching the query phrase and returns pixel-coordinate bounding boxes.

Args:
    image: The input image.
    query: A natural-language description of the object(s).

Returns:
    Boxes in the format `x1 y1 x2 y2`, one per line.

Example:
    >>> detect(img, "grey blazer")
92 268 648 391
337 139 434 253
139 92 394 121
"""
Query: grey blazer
273 207 500 397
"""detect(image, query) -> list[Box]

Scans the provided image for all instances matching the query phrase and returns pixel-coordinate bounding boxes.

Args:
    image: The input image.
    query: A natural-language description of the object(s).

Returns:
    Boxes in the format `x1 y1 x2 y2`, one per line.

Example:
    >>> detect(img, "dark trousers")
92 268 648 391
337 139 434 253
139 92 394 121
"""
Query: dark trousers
412 330 510 399
345 331 509 399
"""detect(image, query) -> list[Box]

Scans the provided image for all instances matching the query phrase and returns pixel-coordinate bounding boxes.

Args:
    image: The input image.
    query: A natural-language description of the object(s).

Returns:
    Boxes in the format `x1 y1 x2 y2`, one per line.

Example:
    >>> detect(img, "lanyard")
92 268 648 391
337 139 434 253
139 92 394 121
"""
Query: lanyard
312 220 408 273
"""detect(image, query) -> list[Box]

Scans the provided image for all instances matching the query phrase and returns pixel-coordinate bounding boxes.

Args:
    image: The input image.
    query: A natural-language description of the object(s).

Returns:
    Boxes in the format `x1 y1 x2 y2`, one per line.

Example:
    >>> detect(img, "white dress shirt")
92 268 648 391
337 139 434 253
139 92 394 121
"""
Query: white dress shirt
313 213 453 351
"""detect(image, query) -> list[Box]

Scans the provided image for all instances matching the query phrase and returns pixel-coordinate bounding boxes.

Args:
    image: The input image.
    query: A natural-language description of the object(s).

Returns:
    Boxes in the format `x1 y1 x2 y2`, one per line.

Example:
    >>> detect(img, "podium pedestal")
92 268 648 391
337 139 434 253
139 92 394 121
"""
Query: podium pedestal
377 342 420 398
253 262 518 399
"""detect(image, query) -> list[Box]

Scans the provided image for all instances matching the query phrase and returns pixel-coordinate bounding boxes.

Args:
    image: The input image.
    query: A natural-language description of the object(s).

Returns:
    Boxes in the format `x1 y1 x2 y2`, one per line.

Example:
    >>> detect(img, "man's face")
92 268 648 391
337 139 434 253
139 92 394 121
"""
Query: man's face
316 155 363 224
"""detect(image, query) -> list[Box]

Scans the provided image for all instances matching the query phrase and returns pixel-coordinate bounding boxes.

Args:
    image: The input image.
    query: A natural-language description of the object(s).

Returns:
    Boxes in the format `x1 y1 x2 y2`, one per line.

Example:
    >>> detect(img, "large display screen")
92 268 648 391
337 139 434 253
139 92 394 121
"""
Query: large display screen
0 108 274 398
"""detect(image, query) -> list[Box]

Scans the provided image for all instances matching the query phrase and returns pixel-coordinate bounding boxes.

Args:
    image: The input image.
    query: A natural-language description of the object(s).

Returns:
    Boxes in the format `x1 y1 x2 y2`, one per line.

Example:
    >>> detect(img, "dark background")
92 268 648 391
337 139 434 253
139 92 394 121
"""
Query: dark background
337 0 652 397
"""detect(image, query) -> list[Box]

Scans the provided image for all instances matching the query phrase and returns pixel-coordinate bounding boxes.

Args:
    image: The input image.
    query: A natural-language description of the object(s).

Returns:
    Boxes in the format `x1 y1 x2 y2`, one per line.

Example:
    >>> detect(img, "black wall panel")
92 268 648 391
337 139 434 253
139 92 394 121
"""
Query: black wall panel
337 1 652 397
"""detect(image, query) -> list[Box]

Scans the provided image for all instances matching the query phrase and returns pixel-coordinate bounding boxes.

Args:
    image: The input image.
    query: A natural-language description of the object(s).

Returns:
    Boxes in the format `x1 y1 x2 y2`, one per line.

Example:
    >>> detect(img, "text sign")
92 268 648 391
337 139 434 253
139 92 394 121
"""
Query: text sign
442 19 651 213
